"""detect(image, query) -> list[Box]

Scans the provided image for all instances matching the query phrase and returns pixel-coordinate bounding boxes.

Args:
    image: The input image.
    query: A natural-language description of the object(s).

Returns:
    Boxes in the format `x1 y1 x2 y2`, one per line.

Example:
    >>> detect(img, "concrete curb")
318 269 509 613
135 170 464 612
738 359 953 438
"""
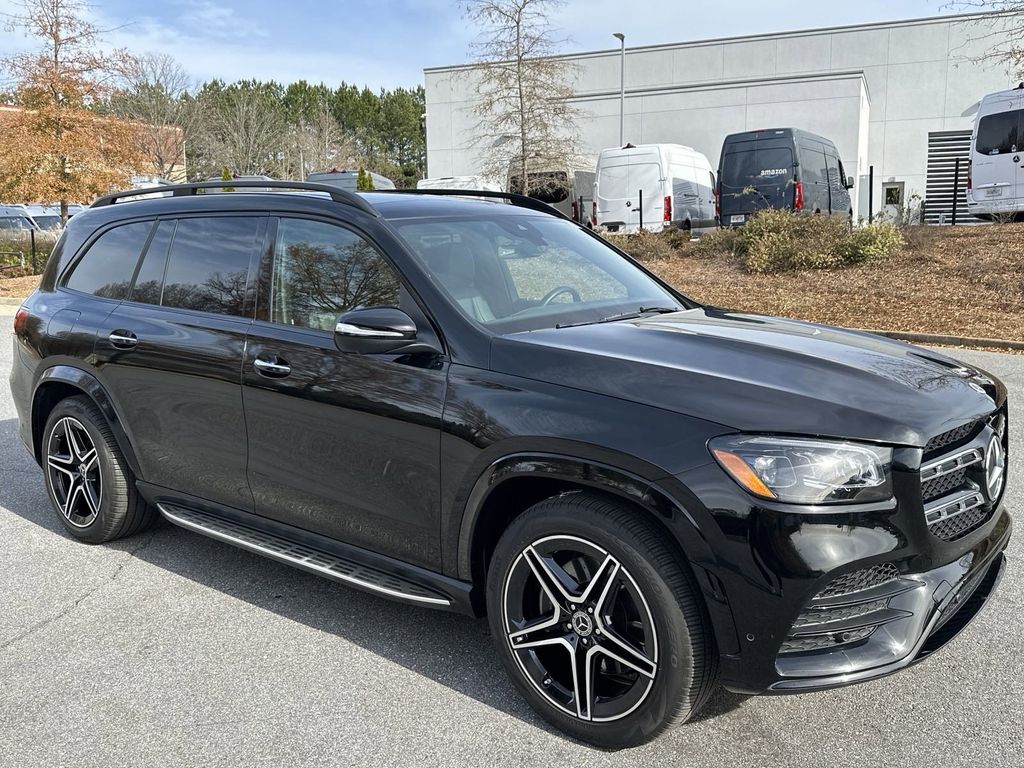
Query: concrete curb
860 328 1024 351
0 296 1020 350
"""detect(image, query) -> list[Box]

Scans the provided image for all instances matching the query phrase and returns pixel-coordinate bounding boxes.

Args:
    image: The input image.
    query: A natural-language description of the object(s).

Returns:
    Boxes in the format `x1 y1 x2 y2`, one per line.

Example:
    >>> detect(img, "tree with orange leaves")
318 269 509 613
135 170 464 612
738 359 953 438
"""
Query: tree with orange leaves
0 0 143 224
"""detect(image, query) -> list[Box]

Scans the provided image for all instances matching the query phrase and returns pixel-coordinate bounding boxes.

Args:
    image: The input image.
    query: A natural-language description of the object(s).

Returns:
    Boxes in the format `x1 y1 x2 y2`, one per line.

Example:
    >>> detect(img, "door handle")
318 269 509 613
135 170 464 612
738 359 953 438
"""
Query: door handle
253 357 291 377
108 330 138 349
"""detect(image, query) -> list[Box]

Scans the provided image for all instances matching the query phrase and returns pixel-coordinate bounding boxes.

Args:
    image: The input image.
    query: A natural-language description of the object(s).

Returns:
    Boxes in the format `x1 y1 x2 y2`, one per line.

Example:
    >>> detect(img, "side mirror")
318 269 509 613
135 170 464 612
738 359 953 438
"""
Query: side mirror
334 306 437 355
845 176 855 190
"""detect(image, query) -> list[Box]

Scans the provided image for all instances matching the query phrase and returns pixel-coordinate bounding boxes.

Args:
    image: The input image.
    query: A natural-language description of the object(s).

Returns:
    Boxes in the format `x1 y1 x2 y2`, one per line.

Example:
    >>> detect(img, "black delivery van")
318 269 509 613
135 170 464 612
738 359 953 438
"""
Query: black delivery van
717 128 854 226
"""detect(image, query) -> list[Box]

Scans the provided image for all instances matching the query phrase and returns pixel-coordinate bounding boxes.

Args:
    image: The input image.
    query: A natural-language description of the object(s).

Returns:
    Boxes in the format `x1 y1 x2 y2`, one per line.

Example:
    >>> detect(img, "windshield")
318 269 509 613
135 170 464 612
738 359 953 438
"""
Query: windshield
33 215 62 229
391 213 686 333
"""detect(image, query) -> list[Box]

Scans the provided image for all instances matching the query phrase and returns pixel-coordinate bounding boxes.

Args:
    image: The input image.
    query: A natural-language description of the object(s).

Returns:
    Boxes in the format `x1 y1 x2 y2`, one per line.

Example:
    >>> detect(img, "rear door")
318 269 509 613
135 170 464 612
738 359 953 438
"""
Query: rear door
972 95 1023 206
241 215 447 569
94 215 263 512
596 153 661 231
719 140 796 224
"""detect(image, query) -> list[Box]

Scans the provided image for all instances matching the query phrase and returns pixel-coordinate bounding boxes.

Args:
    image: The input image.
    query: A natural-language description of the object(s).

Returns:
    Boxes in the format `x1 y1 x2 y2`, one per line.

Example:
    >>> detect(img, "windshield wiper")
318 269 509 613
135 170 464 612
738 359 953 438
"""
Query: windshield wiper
556 306 681 330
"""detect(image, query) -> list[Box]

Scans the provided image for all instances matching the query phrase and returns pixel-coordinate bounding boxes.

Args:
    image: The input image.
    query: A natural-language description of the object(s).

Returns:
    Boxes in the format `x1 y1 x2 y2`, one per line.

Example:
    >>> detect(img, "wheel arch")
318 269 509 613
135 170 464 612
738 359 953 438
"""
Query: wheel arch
32 365 142 475
457 452 707 592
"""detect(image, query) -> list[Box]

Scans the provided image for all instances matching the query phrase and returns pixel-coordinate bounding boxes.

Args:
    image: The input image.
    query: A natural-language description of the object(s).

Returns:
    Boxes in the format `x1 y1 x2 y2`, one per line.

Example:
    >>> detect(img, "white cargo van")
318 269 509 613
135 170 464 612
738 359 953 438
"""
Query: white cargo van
594 144 716 234
417 176 502 192
967 85 1024 220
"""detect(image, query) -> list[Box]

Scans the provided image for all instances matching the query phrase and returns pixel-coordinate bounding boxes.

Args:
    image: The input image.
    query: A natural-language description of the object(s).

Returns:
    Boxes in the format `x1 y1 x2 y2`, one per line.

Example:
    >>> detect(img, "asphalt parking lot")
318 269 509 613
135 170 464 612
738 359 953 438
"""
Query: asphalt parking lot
1 308 1022 767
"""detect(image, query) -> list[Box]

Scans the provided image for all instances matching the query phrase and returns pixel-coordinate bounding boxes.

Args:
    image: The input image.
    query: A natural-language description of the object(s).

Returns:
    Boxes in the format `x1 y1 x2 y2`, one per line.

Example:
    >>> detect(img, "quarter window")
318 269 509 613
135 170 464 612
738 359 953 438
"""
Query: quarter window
66 221 154 300
160 217 259 316
270 218 401 331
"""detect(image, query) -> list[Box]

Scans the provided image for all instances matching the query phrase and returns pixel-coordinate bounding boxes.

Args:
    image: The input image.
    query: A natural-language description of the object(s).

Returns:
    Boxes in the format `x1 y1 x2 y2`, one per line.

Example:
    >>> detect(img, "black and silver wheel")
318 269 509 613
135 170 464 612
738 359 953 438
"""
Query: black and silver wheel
41 396 155 543
45 415 102 529
487 492 718 747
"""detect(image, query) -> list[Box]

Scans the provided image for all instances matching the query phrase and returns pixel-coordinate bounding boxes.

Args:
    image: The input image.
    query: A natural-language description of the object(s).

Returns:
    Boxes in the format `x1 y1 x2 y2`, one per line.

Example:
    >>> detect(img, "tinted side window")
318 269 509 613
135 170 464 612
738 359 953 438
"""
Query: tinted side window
270 218 401 331
161 217 259 316
130 219 175 306
66 221 154 300
976 110 1021 155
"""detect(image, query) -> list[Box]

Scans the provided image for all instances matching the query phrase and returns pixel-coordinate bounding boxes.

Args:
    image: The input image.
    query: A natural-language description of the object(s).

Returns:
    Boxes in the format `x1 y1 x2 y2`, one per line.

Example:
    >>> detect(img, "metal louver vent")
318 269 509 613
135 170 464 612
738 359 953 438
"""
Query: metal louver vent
924 131 979 225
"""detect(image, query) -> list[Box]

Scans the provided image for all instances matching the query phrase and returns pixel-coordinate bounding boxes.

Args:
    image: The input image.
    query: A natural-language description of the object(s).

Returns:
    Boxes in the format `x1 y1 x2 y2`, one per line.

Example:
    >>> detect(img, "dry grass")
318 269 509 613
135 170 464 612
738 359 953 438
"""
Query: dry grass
647 223 1024 342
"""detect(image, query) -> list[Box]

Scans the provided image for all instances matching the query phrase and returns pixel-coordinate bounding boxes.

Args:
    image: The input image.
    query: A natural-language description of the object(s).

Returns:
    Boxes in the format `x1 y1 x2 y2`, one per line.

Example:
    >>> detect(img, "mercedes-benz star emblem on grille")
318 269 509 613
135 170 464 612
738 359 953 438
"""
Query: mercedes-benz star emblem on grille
984 434 1006 501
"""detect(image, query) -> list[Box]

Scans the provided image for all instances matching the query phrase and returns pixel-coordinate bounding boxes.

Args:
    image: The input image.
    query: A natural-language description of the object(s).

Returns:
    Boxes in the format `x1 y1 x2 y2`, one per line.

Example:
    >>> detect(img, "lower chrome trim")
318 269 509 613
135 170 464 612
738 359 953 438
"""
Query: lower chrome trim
158 504 451 607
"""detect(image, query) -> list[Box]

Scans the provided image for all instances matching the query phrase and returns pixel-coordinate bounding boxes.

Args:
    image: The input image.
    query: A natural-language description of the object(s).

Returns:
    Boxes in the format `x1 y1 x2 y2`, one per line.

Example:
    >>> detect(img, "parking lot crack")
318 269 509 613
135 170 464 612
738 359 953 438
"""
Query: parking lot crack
0 530 158 654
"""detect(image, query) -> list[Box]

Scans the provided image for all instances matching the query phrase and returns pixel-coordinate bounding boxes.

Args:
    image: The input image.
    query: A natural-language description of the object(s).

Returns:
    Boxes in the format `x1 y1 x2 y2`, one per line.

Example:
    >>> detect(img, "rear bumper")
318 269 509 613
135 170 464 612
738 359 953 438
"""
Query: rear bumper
967 196 1022 216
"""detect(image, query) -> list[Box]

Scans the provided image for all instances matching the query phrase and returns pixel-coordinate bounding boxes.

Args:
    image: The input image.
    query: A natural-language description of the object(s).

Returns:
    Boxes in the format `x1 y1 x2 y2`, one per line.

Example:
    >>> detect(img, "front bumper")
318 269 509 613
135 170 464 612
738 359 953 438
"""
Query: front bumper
769 526 1008 691
669 456 1012 696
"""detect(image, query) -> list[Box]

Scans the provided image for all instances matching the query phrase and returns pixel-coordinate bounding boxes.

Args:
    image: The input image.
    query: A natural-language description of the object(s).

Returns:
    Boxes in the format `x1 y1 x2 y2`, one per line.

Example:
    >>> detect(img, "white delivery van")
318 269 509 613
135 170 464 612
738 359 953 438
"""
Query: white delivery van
594 144 717 234
967 84 1024 220
417 175 503 192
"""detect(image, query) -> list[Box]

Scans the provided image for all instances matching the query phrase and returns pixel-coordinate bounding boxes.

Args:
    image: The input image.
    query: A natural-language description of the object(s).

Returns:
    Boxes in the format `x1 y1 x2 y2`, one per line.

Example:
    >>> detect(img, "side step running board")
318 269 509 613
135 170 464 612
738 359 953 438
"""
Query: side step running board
158 504 451 607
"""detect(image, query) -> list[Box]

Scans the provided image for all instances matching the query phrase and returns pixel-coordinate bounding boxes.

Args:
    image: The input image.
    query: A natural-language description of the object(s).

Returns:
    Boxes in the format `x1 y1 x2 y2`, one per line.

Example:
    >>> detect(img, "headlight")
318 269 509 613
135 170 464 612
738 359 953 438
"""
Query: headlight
709 435 893 505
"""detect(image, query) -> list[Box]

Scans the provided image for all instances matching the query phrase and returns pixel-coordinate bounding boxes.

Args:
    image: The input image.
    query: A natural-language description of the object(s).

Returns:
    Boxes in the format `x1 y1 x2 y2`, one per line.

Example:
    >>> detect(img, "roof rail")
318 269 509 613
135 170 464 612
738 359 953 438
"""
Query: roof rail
369 188 570 220
90 180 379 217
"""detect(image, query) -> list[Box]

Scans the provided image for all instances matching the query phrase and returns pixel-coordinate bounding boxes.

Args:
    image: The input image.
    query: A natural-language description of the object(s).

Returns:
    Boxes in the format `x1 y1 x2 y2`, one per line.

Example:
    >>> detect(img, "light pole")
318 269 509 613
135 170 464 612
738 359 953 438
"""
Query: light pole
613 32 625 145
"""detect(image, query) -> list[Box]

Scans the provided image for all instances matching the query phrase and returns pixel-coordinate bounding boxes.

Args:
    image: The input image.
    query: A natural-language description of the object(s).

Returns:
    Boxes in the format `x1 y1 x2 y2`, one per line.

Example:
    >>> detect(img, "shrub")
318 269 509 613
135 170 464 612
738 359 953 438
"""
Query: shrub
730 210 900 273
603 229 676 261
838 222 904 264
690 226 740 259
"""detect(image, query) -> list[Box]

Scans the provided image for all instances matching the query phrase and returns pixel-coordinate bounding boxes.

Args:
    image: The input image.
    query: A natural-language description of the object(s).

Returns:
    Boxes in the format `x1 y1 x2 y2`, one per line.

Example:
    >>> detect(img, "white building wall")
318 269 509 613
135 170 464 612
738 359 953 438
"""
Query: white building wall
425 13 1016 217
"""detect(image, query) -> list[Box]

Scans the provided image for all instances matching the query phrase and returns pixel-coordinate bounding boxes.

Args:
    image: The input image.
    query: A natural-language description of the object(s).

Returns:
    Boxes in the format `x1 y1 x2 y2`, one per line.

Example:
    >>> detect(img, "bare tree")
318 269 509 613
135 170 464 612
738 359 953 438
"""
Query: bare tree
113 52 200 180
462 0 582 195
947 2 1024 77
194 81 286 177
282 102 357 180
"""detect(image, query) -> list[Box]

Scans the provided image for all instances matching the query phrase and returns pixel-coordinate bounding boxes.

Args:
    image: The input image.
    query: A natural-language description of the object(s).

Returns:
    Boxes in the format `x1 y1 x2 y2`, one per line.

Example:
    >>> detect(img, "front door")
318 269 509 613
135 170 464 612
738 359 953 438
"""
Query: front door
241 215 447 570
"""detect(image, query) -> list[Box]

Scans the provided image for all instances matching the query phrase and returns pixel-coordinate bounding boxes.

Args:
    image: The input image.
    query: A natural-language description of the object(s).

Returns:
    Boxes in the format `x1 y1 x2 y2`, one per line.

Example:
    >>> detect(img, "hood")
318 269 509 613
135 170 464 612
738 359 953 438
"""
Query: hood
492 308 1004 447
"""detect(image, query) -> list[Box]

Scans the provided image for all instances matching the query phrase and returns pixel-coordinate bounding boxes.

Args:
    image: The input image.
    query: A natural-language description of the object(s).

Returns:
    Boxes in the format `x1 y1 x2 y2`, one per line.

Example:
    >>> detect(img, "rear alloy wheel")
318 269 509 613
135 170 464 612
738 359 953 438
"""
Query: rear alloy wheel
42 396 155 543
45 416 103 529
487 492 718 747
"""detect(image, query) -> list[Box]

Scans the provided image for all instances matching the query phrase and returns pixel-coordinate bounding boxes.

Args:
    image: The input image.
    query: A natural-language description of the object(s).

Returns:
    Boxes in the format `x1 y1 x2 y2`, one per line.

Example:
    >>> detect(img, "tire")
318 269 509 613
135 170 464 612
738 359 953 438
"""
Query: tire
41 395 155 544
486 491 718 748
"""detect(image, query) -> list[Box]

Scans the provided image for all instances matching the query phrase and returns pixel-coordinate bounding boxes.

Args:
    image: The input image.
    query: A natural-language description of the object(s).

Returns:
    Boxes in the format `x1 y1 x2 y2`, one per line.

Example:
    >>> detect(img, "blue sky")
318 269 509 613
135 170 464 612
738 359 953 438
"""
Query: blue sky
0 0 957 90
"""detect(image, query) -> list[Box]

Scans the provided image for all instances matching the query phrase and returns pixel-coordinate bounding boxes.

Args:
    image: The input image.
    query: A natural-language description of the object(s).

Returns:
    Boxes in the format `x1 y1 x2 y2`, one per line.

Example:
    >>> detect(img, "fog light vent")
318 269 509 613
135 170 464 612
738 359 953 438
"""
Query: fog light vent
817 563 899 599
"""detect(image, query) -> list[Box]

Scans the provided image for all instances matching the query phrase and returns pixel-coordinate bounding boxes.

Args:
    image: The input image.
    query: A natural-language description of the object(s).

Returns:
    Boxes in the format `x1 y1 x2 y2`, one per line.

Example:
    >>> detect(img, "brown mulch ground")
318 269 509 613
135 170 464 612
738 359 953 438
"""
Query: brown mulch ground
0 274 40 298
646 223 1024 343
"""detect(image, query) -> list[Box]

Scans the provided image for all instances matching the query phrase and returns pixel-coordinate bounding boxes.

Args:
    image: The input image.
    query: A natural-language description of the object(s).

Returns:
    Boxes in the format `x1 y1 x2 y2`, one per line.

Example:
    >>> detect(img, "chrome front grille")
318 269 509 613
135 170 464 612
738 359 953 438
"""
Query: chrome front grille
924 420 981 455
919 410 1004 542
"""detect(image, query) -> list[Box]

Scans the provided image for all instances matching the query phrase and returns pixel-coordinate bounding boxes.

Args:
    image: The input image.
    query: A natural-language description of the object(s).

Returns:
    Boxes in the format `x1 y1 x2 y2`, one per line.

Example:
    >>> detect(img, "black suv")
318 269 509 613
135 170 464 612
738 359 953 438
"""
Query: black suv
9 181 1011 747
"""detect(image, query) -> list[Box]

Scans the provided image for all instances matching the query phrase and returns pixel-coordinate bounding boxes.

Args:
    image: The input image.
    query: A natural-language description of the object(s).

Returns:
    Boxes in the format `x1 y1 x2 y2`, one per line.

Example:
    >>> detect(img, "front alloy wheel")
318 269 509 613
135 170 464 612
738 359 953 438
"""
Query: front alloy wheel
487 491 718 747
503 535 658 722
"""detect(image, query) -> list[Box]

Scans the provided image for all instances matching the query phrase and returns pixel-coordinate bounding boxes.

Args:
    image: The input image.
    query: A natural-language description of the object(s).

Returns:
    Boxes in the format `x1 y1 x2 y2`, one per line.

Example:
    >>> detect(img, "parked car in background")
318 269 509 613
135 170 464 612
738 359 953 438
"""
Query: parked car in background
967 84 1024 221
307 168 396 191
417 175 503 192
593 144 716 235
718 128 853 226
204 175 277 193
23 205 61 230
508 164 595 225
0 205 39 232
